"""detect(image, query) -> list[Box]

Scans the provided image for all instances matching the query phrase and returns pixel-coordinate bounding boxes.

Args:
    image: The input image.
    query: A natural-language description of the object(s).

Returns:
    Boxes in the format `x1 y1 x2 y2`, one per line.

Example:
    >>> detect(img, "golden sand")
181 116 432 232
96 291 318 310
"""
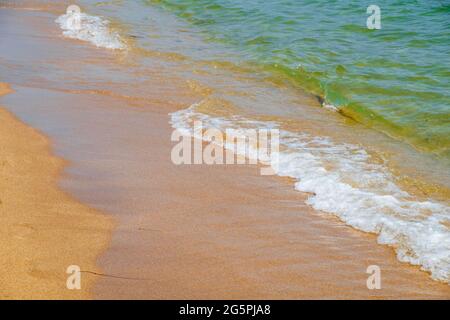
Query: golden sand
0 83 113 299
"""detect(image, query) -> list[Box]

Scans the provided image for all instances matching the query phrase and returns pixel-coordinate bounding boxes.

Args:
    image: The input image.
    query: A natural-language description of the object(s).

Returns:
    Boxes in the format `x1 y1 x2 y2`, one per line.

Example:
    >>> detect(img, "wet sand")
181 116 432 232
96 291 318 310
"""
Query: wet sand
0 83 113 299
90 100 450 299
0 4 449 299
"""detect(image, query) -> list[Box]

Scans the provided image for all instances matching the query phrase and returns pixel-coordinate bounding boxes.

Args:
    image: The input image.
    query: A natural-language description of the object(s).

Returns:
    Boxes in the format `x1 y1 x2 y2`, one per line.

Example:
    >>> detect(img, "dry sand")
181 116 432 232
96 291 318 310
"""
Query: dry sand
0 83 113 299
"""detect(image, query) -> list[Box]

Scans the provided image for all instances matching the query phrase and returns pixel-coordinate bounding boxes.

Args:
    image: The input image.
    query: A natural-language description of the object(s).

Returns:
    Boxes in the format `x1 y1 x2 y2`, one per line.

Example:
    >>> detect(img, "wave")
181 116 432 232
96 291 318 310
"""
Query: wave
55 11 125 50
170 102 450 283
152 0 450 157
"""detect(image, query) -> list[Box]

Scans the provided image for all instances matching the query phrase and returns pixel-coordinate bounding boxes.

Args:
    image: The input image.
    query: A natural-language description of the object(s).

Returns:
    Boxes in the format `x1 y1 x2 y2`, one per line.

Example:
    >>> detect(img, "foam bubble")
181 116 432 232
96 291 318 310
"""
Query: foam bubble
56 12 125 50
322 102 339 112
170 102 450 283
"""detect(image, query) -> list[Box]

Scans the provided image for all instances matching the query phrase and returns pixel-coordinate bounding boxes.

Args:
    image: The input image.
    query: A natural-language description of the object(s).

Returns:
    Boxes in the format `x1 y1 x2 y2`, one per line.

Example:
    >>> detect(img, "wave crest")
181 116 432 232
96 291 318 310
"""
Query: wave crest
170 102 450 283
55 11 125 50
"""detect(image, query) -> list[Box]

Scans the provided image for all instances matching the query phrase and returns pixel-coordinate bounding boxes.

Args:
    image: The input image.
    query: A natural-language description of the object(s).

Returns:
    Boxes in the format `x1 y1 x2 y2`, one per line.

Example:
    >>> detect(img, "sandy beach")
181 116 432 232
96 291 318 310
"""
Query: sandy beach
0 83 113 299
0 2 449 300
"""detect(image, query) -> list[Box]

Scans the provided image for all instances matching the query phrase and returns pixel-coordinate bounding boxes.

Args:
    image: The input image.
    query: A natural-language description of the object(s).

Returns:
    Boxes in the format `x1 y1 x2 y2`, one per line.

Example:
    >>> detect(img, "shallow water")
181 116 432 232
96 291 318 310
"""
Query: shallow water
147 0 450 158
66 0 450 283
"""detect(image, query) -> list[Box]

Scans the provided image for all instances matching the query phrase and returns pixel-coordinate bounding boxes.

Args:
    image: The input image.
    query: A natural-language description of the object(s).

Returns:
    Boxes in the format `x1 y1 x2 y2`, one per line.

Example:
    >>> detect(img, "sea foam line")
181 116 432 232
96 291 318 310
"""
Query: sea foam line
55 11 125 50
170 102 450 284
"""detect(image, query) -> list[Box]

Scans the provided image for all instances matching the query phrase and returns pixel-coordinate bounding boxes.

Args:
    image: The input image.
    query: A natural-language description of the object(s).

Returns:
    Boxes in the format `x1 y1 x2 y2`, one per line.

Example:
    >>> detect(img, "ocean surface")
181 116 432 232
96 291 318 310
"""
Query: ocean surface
150 0 450 158
8 0 450 283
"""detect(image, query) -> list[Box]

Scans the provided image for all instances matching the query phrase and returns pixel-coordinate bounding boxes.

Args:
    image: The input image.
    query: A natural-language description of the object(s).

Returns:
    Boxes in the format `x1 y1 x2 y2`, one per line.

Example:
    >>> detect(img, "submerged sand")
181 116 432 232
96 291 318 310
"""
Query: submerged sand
0 83 113 299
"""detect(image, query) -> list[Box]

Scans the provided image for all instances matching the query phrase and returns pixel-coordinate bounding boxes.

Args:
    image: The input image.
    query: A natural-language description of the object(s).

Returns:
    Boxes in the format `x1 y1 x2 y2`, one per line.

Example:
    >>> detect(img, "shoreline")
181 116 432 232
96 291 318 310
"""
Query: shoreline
0 82 113 299
92 95 450 299
0 4 448 299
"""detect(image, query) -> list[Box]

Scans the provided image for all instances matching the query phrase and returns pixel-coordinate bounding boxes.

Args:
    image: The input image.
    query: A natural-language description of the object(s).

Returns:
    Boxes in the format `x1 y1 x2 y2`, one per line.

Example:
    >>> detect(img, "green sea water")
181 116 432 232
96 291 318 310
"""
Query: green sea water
148 0 450 157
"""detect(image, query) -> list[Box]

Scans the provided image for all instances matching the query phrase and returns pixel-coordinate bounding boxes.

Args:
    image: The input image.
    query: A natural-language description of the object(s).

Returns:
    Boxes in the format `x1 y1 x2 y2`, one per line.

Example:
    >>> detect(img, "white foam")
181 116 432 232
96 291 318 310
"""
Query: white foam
322 102 339 112
170 103 450 283
55 12 125 50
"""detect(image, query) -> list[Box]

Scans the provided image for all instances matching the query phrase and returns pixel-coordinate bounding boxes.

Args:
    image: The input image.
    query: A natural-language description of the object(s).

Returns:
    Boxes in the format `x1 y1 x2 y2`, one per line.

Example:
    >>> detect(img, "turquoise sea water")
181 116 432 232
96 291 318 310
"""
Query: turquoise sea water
147 0 450 157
